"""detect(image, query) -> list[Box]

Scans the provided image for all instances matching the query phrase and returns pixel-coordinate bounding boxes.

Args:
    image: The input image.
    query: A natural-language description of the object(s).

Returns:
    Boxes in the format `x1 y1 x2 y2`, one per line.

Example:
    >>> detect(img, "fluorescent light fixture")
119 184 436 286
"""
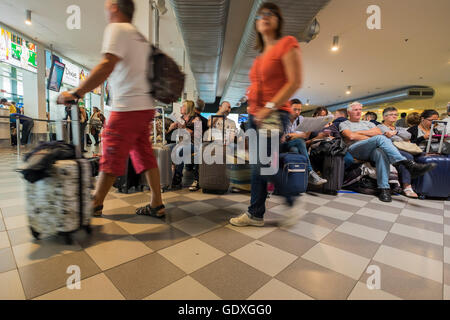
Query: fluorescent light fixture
25 10 32 25
156 0 167 15
331 35 339 51
346 86 351 95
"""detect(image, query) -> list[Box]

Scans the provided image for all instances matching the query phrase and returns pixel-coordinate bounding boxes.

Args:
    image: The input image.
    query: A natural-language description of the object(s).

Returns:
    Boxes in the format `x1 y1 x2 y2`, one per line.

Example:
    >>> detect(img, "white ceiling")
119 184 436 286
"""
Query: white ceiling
0 0 185 68
1 0 449 109
293 0 450 108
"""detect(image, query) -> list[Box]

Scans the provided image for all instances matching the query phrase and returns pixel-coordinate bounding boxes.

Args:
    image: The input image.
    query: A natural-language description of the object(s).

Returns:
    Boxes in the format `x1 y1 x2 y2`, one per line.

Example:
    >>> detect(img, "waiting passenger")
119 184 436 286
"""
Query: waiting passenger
207 101 237 145
340 102 436 202
364 111 381 125
406 112 420 127
395 112 408 128
407 109 440 148
168 100 201 191
282 99 327 185
378 107 418 198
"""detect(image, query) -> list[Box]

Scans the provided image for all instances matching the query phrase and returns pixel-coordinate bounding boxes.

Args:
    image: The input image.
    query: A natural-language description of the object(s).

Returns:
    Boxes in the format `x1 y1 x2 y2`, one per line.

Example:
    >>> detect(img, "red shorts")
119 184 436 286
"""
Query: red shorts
100 110 157 176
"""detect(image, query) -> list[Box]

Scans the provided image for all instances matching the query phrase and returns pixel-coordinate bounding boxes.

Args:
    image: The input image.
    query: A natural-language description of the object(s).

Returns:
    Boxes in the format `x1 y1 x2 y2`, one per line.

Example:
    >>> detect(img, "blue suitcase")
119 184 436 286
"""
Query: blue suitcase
273 153 308 197
412 155 450 199
412 120 450 199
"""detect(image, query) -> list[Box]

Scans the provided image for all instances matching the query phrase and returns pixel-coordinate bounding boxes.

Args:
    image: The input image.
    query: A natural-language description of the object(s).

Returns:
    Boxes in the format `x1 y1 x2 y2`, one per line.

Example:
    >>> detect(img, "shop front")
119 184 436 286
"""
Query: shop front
0 25 38 146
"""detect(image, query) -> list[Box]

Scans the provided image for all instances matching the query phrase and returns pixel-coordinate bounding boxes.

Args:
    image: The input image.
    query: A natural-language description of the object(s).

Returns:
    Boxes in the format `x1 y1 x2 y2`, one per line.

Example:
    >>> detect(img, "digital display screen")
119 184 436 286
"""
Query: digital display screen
47 60 66 92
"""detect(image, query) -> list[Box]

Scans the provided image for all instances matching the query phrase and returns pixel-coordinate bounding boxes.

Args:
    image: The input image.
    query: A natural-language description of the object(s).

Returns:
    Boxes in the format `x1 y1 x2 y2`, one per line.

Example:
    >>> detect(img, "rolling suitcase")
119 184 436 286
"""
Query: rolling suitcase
24 104 92 244
199 115 230 194
114 157 143 193
151 108 173 192
273 153 308 197
413 120 450 199
309 155 345 195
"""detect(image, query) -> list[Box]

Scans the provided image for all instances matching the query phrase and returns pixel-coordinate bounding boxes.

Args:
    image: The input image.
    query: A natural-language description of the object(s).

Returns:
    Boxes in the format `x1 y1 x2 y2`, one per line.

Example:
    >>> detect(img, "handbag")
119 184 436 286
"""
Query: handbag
255 58 283 135
393 141 423 155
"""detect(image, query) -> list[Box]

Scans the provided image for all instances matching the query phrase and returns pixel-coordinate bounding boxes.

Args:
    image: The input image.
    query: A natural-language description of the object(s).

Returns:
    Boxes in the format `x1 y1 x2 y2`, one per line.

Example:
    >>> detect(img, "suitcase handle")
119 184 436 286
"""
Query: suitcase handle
209 115 226 145
426 120 448 154
153 107 166 145
56 100 82 159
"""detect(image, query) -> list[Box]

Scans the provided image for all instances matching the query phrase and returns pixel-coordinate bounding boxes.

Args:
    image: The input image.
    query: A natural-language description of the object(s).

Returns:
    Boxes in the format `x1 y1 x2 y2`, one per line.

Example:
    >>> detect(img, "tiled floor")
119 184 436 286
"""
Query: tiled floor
1 148 450 300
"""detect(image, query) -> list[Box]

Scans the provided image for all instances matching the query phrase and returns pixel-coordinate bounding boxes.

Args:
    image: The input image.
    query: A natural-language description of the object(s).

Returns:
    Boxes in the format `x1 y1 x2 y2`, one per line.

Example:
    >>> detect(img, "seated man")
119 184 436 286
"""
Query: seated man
283 99 327 185
340 102 436 202
206 101 237 144
10 113 34 145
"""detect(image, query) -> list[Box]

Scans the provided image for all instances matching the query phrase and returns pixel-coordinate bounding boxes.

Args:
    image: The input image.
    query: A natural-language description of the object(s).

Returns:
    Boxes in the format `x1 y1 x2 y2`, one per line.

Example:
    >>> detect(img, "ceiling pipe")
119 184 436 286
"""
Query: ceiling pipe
326 86 435 111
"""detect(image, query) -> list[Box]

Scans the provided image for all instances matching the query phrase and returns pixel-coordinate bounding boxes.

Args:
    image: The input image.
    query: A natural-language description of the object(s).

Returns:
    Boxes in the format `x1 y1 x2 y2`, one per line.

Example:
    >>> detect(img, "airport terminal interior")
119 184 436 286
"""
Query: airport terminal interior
1 0 450 300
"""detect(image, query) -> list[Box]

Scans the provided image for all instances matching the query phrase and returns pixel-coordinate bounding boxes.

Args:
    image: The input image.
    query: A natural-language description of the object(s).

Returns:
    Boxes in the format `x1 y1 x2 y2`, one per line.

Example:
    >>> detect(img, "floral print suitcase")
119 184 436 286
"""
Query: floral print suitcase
26 157 93 244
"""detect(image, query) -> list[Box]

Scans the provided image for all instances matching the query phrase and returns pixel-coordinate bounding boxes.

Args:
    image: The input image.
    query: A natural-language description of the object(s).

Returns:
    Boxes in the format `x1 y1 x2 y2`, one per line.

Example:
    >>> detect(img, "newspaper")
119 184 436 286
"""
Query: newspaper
296 115 334 132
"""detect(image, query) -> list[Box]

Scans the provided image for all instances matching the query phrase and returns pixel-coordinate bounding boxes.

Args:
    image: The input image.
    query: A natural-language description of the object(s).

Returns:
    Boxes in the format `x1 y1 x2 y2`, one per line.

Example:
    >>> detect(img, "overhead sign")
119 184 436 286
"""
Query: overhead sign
0 27 37 73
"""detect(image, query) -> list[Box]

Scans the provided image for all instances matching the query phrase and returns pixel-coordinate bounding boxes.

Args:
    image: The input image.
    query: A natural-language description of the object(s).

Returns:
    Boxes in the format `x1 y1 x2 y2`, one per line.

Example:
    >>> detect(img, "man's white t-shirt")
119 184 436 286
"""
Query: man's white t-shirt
101 23 154 112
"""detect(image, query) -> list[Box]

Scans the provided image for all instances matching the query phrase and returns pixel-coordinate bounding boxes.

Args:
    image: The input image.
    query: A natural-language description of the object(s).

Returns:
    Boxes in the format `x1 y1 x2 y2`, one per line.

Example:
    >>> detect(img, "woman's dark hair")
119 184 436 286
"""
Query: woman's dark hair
382 107 397 116
313 107 328 117
420 109 439 120
254 2 284 53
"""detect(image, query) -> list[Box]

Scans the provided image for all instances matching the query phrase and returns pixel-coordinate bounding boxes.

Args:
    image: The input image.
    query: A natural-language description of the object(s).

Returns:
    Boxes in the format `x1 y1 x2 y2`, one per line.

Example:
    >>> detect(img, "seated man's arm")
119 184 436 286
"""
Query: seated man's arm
341 129 370 142
355 127 383 137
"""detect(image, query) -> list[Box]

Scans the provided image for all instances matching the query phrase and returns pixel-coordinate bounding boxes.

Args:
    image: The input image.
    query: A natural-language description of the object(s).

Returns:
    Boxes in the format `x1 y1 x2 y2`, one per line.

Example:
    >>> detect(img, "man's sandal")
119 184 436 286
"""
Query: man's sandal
135 204 166 218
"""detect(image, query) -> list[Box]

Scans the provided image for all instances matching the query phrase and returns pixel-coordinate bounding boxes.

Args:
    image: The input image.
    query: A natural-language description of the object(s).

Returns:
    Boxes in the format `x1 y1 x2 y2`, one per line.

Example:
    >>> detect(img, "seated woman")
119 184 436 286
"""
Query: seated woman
282 106 327 185
407 109 440 149
167 100 201 191
378 107 418 198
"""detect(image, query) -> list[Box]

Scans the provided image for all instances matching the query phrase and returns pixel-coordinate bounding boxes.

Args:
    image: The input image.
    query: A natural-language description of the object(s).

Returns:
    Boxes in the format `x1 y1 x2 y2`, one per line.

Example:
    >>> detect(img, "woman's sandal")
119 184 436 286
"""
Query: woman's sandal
93 205 104 217
136 204 166 218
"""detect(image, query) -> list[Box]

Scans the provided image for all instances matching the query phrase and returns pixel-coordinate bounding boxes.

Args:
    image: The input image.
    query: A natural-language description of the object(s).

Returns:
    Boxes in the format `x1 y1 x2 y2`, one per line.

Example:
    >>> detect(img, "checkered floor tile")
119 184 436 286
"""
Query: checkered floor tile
0 148 449 300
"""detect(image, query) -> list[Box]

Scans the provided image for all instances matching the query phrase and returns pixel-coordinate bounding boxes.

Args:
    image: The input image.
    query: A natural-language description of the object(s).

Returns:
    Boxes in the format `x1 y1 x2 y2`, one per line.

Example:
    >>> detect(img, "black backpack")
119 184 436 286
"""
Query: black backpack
148 45 185 104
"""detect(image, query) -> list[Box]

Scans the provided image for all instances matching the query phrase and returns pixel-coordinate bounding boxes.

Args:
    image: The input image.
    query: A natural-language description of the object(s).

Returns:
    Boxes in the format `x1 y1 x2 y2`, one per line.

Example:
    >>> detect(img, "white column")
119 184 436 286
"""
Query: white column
22 43 47 135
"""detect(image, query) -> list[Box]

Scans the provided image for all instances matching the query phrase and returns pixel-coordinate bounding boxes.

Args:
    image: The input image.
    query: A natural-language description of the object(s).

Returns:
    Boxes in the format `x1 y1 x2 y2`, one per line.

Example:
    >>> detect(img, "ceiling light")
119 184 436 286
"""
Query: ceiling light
155 0 167 15
346 86 351 95
25 10 32 25
331 36 339 52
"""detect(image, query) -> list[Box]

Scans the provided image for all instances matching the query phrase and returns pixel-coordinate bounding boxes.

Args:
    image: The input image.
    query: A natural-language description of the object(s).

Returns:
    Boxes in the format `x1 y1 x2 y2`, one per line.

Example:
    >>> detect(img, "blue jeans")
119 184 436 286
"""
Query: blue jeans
348 135 406 189
174 144 199 182
248 111 291 219
396 150 414 185
283 138 312 172
344 152 355 169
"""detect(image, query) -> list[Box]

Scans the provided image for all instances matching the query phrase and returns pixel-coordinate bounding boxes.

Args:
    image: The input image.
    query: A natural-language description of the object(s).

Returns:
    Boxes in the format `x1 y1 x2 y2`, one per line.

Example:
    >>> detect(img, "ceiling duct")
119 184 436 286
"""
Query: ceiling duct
221 0 330 107
169 0 230 103
326 87 436 111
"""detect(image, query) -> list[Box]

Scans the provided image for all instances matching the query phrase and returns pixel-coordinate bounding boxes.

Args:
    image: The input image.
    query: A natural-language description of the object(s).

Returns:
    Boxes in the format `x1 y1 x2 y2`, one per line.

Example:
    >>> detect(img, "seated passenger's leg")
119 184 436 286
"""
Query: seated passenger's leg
369 147 392 202
344 152 355 169
365 136 436 178
396 150 418 198
288 138 327 186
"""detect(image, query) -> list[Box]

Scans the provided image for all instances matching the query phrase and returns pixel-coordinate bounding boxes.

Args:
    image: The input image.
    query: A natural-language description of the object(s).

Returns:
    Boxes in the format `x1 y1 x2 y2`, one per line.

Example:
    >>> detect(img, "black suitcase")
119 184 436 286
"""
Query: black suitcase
114 158 144 193
199 115 230 194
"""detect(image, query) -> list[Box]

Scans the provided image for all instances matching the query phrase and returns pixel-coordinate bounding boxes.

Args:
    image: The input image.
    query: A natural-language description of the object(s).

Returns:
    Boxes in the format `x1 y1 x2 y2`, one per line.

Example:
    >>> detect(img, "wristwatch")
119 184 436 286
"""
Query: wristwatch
264 102 276 110
70 90 82 100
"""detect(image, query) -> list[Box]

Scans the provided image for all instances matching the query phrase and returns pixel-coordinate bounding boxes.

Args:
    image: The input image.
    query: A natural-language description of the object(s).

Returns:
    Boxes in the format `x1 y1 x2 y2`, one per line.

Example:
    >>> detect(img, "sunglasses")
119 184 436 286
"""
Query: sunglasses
256 11 276 20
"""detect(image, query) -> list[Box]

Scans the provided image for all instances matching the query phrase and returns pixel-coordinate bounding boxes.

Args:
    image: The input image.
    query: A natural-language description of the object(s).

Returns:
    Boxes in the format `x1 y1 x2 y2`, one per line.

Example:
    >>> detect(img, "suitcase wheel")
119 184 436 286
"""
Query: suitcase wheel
62 233 74 245
85 225 92 235
30 227 40 240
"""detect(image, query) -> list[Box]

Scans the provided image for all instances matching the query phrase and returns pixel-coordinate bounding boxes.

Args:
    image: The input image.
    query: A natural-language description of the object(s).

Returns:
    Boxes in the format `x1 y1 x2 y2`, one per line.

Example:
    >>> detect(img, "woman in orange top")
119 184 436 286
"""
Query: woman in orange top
230 2 303 227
